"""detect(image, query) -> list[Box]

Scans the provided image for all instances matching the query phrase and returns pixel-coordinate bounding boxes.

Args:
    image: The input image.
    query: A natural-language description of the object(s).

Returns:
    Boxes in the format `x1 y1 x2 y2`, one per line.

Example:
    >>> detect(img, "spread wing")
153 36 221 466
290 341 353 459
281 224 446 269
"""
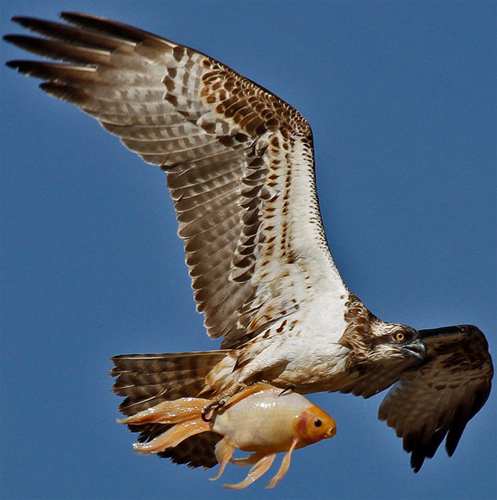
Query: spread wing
378 325 493 472
5 12 348 348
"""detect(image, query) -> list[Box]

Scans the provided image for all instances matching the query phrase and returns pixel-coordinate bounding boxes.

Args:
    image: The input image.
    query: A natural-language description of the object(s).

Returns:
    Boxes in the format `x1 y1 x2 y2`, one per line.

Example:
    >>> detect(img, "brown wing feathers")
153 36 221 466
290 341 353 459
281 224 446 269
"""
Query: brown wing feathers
5 12 318 350
378 325 493 472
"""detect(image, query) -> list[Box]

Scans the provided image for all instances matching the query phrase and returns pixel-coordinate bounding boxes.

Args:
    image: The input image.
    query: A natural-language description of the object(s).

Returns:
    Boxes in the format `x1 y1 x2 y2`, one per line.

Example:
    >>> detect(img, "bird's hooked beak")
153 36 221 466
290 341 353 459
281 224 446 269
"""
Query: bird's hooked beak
401 340 426 361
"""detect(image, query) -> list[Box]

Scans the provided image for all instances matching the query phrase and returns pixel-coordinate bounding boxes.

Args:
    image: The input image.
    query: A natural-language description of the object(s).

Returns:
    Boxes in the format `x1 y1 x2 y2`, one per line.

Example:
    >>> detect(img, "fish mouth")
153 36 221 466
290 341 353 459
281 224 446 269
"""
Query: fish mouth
402 342 426 361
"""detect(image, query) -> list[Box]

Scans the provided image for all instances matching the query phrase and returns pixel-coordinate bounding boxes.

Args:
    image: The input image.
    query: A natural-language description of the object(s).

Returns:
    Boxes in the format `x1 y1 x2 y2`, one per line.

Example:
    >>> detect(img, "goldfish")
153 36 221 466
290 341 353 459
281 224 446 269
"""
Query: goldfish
119 382 336 489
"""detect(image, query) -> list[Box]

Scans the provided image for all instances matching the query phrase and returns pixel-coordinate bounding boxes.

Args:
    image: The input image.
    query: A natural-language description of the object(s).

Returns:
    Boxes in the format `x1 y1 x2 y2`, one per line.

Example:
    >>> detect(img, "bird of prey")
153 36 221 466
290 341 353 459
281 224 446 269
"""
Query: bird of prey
4 12 493 474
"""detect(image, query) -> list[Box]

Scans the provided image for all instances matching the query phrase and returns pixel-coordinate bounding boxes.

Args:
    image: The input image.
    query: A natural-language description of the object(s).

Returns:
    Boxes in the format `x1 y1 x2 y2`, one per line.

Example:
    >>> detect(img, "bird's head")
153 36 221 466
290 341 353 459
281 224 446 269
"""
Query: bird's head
339 318 427 397
367 321 426 364
340 317 426 372
341 293 426 370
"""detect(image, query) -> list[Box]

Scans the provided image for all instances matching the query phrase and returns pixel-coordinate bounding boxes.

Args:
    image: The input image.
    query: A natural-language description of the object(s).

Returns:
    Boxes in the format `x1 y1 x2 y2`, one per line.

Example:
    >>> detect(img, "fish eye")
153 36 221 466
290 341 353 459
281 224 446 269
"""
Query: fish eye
314 419 322 427
394 332 405 342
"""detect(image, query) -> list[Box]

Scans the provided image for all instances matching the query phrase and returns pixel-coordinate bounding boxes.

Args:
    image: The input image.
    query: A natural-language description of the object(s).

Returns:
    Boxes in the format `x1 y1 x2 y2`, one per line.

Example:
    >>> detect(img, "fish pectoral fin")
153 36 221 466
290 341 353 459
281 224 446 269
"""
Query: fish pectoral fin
211 438 236 481
223 453 276 490
265 438 299 489
230 452 267 467
133 417 209 455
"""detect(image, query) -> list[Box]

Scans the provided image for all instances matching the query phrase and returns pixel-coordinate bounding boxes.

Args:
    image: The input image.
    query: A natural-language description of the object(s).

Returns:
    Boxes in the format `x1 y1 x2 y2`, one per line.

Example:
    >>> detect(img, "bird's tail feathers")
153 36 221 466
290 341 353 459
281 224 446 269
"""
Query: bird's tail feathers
110 350 229 416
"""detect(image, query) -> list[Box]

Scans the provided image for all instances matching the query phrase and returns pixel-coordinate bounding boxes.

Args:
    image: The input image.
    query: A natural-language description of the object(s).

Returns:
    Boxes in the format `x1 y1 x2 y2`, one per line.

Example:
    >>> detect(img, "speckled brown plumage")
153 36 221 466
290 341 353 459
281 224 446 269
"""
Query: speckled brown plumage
5 12 493 475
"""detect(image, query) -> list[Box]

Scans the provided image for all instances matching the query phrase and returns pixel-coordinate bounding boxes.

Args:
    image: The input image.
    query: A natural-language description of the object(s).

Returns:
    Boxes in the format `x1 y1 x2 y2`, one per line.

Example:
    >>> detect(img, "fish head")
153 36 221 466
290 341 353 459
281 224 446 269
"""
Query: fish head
294 404 337 446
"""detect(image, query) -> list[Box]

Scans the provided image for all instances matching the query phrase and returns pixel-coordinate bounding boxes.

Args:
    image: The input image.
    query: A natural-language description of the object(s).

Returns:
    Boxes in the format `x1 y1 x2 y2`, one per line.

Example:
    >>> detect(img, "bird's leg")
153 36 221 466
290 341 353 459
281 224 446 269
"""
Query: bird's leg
264 438 298 489
201 375 270 421
223 454 276 490
202 381 276 421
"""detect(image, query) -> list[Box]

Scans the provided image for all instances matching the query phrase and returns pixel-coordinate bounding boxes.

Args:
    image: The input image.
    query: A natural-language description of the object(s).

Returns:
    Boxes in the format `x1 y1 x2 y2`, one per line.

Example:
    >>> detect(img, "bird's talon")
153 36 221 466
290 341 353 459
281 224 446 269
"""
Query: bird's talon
278 386 295 397
201 399 227 422
201 404 214 422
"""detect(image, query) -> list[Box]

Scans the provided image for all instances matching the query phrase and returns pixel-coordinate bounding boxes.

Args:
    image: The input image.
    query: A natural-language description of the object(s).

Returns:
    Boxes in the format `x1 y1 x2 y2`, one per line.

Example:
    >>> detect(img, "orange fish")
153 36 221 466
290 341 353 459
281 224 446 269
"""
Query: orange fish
120 383 336 489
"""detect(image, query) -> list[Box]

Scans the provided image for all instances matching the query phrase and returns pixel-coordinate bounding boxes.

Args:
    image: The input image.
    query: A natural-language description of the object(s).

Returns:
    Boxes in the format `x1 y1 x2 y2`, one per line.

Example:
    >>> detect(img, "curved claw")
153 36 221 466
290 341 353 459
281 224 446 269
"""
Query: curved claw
201 399 226 422
278 386 295 397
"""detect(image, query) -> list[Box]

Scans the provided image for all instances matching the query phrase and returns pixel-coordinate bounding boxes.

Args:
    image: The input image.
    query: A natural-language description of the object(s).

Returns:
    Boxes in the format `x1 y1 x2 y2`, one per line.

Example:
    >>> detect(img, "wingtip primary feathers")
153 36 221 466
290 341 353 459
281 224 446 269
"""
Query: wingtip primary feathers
3 11 332 347
379 323 493 472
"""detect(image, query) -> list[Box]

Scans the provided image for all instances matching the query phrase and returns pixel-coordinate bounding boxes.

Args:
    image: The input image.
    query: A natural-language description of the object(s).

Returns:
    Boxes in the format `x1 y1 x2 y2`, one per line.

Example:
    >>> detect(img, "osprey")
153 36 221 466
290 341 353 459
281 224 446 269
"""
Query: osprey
5 12 493 473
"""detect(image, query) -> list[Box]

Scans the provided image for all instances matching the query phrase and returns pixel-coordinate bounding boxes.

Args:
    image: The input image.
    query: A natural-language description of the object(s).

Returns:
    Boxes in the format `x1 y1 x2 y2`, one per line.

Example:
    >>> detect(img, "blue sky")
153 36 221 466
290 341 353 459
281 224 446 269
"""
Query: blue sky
1 1 495 499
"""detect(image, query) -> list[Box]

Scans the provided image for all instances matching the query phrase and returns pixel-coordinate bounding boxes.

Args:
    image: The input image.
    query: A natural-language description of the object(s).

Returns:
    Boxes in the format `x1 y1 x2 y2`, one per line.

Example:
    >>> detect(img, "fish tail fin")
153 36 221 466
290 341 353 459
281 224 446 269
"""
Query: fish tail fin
110 350 230 469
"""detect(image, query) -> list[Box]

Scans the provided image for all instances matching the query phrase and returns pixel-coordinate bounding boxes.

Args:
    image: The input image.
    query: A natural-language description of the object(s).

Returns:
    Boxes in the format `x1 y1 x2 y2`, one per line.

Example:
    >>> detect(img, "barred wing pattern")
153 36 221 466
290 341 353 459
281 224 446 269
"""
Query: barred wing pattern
6 12 347 348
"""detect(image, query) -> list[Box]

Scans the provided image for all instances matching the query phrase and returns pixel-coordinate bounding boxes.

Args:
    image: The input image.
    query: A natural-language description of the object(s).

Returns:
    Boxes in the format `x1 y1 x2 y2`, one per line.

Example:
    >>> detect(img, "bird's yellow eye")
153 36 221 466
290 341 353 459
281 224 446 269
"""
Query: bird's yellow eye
395 332 405 342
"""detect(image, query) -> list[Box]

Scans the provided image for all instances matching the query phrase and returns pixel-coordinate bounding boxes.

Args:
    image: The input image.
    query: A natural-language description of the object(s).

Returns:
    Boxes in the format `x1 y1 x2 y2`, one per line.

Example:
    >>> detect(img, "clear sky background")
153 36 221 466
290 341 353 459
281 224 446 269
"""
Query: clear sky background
1 1 496 499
